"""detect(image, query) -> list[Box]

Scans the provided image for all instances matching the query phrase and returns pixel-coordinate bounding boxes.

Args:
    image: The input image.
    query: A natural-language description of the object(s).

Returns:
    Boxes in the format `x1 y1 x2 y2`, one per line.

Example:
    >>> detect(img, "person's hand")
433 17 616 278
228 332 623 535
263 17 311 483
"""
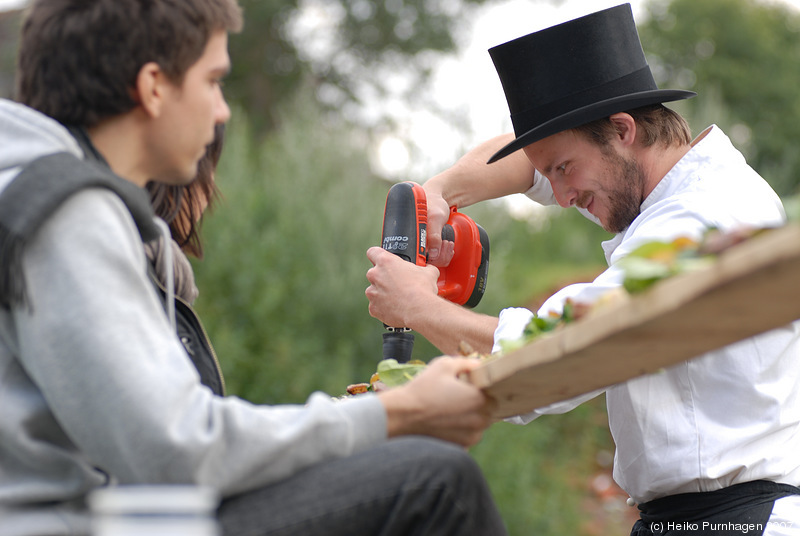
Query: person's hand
378 356 496 448
421 188 455 267
365 247 440 329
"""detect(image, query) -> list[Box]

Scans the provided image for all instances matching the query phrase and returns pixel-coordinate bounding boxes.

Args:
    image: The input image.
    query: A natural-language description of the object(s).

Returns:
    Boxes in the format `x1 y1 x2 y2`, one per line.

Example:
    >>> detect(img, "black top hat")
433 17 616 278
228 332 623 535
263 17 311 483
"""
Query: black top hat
487 3 695 163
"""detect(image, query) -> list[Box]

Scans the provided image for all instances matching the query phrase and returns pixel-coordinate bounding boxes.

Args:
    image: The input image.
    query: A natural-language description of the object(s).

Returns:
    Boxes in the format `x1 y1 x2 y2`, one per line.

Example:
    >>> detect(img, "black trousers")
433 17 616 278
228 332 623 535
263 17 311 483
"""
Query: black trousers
631 480 800 536
217 436 507 536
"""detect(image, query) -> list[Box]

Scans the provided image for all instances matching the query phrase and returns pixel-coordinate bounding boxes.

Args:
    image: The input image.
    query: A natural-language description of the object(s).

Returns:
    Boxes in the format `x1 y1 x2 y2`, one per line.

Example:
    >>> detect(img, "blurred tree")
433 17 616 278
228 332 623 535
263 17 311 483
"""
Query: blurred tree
5 0 800 192
639 0 800 196
226 0 498 133
193 95 391 404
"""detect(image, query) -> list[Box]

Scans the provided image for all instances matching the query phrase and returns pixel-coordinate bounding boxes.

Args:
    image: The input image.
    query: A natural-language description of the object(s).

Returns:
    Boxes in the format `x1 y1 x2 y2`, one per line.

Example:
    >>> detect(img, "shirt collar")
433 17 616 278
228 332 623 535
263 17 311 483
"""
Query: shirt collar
640 125 718 214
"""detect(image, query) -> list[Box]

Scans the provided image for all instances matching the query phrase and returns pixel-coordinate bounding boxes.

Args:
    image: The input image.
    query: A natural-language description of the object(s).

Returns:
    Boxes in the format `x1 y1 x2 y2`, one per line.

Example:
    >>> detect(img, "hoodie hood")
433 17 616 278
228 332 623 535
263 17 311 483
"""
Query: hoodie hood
0 99 84 192
0 99 161 309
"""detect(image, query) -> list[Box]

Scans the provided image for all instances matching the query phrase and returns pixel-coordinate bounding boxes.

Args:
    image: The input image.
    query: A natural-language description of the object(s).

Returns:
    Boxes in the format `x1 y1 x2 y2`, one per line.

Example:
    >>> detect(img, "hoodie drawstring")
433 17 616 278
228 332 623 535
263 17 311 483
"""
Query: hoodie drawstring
153 218 176 332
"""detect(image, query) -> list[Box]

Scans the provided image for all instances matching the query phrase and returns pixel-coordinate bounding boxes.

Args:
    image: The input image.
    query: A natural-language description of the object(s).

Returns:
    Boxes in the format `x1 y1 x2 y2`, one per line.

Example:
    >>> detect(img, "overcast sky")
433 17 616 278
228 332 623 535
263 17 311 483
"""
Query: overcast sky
372 0 800 178
0 0 23 10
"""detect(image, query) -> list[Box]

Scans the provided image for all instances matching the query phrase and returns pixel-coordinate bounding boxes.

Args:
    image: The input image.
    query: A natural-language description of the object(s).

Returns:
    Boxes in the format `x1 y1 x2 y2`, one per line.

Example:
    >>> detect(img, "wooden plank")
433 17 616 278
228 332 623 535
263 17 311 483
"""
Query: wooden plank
469 224 800 419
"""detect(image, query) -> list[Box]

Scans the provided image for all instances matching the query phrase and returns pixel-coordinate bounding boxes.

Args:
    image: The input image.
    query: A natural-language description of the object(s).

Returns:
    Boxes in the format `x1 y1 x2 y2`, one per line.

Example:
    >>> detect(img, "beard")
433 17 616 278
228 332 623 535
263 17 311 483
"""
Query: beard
598 150 647 234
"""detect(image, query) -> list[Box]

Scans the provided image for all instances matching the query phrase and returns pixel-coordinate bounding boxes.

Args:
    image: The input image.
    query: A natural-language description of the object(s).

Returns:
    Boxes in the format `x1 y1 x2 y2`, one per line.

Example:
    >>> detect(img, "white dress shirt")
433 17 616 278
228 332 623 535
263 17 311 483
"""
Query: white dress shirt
493 126 800 524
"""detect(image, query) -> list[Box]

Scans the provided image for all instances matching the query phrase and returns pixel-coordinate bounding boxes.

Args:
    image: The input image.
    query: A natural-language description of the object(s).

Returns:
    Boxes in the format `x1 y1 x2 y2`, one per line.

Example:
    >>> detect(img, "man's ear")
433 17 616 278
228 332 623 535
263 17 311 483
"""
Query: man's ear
609 113 637 147
133 62 168 118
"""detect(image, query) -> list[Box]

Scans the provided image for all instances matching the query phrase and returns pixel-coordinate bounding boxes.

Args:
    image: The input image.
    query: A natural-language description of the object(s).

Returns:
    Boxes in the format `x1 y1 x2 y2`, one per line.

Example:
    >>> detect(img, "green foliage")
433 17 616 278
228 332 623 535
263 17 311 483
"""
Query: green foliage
193 97 391 404
376 358 426 387
472 397 616 535
639 0 800 195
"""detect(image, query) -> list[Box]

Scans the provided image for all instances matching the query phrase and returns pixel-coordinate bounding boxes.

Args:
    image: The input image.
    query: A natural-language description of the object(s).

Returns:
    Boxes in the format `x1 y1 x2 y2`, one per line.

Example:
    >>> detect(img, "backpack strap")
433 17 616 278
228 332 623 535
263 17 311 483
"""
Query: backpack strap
0 152 159 309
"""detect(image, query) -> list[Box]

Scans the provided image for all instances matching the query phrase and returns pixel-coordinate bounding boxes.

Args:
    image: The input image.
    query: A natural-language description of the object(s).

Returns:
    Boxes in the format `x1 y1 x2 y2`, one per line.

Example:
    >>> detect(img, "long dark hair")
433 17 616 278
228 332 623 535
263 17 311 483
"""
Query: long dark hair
147 123 225 258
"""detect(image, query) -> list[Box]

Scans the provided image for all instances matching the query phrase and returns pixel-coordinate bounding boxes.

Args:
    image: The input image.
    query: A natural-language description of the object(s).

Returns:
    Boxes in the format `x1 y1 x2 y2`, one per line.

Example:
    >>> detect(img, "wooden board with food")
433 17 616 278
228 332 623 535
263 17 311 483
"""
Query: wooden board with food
468 223 800 419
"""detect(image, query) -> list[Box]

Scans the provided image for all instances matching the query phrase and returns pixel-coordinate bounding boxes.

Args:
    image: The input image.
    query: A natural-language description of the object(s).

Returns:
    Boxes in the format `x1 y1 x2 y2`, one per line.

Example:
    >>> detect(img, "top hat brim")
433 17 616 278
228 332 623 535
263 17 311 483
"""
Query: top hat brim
487 88 696 164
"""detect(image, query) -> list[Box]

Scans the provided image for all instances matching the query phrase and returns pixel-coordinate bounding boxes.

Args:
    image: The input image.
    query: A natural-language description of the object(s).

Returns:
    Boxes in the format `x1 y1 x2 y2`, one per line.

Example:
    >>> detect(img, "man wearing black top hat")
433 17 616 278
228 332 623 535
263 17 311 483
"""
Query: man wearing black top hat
366 3 800 534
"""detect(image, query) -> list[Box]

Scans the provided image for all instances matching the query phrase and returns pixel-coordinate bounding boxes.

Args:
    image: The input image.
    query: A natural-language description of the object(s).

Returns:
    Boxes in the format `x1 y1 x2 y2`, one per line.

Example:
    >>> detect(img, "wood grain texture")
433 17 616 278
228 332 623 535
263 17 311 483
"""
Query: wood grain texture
469 224 800 419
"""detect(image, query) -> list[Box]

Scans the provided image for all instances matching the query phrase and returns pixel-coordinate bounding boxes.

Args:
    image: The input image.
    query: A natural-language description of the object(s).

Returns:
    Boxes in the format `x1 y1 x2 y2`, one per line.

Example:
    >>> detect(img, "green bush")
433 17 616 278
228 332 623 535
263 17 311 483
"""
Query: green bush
193 101 390 404
192 95 620 534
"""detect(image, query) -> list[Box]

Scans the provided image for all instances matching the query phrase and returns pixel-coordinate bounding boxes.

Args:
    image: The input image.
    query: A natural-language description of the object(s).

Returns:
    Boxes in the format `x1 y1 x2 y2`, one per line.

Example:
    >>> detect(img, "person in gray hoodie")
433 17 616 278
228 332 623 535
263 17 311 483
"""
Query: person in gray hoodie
0 1 505 535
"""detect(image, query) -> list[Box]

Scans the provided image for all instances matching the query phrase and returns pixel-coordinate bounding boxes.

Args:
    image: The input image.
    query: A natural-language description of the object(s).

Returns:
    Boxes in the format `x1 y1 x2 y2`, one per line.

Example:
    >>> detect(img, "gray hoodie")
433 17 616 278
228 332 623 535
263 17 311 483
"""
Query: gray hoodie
0 99 386 535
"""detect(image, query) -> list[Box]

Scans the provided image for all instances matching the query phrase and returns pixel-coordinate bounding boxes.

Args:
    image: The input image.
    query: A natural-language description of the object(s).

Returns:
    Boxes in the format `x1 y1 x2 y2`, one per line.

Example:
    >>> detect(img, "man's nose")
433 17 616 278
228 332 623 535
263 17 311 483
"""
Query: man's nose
216 92 231 124
549 179 578 208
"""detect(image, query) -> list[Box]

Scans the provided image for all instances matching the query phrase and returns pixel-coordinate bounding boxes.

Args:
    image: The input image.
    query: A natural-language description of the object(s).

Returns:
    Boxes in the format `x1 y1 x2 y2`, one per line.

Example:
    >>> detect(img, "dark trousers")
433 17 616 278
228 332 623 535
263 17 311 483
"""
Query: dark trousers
631 480 800 536
218 436 507 536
